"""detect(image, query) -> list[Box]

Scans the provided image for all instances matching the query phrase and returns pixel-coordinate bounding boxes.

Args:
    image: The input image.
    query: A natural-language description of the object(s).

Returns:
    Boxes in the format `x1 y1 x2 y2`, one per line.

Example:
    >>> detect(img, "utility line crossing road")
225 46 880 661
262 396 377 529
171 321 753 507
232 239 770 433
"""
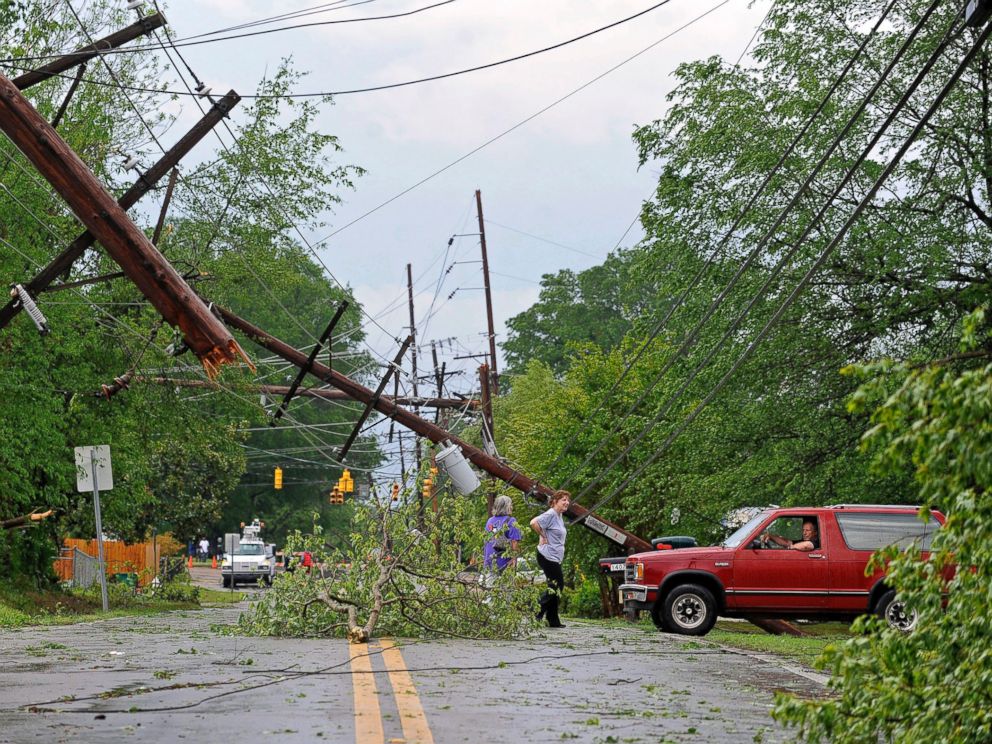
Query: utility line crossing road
0 605 823 742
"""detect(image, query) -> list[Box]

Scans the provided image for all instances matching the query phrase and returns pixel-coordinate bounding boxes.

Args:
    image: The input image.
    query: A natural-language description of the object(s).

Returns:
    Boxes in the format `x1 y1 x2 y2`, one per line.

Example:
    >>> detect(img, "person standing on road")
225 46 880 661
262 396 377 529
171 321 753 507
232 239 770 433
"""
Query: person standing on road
530 490 570 628
484 495 523 572
198 536 210 561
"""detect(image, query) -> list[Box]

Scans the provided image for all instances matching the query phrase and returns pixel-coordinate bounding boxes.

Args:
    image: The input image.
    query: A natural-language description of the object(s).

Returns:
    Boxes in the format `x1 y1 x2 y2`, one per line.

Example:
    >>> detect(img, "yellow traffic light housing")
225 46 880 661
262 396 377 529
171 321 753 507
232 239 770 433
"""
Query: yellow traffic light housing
274 467 283 490
391 482 399 502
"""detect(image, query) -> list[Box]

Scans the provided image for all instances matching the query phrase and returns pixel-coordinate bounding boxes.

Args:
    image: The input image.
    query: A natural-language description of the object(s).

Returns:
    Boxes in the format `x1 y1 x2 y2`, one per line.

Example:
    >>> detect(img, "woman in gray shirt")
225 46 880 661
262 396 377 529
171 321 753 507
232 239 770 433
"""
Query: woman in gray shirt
529 490 570 628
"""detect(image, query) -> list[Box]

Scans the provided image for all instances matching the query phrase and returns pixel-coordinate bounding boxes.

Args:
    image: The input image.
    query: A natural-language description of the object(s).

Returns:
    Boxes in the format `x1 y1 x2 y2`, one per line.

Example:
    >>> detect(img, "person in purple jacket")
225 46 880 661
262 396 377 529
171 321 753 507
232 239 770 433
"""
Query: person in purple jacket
483 495 523 572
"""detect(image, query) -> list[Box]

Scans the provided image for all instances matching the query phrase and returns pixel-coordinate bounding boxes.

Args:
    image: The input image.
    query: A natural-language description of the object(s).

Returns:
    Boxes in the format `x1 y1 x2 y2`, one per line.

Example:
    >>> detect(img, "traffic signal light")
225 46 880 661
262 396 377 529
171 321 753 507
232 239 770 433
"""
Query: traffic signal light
391 482 400 502
343 468 354 493
274 467 283 490
329 488 344 505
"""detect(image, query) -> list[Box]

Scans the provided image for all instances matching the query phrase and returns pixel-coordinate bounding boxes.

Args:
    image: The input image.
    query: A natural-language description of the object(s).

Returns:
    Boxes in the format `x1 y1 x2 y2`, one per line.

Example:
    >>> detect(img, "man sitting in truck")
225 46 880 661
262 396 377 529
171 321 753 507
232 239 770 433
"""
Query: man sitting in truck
761 518 819 552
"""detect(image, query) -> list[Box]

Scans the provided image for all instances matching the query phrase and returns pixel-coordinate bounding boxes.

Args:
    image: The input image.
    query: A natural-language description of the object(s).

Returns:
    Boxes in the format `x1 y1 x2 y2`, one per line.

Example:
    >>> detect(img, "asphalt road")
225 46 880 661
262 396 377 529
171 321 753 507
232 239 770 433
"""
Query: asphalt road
0 594 826 743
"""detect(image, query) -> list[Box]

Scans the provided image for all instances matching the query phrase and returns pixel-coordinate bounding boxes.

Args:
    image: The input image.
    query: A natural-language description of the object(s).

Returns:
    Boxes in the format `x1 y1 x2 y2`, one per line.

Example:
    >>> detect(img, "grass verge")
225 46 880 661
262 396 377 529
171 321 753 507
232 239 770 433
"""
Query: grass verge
0 581 201 628
705 621 850 667
199 588 246 603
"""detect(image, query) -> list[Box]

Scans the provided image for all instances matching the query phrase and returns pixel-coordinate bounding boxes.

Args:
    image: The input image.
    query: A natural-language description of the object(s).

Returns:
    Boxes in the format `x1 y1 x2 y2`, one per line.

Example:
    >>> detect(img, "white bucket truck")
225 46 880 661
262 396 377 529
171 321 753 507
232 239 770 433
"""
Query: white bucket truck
220 519 276 587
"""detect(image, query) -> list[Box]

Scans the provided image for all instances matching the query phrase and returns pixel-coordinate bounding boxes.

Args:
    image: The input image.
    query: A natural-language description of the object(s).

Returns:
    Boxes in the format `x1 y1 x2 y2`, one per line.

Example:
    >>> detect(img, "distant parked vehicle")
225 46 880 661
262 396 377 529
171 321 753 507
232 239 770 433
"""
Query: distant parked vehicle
220 519 276 588
619 505 944 636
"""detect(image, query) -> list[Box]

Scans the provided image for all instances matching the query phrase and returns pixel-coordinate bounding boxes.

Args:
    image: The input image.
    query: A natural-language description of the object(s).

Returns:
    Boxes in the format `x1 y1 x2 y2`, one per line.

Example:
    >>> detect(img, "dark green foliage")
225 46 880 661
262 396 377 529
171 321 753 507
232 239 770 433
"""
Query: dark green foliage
0 4 376 578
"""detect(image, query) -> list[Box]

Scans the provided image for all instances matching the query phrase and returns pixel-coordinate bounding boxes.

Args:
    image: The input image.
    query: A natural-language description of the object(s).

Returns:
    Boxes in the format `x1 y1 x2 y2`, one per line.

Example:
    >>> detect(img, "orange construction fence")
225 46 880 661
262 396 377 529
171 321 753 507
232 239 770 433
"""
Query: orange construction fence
53 538 159 586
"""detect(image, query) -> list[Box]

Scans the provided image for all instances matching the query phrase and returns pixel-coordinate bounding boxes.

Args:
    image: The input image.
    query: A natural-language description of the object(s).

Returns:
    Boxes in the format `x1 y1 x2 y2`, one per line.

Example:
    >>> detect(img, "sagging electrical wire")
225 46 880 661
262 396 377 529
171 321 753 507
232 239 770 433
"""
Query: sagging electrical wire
575 8 990 525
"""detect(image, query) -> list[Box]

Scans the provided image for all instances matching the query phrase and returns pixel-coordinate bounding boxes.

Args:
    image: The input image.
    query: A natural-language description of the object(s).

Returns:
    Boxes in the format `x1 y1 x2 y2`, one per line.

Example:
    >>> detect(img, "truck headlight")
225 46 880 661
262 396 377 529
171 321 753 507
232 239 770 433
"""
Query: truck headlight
634 563 644 581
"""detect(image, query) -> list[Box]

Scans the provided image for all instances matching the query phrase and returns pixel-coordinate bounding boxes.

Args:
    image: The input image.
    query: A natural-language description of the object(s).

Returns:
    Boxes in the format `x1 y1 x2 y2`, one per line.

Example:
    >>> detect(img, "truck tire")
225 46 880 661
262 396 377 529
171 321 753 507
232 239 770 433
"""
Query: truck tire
662 584 716 636
222 575 231 588
876 589 917 632
650 603 672 632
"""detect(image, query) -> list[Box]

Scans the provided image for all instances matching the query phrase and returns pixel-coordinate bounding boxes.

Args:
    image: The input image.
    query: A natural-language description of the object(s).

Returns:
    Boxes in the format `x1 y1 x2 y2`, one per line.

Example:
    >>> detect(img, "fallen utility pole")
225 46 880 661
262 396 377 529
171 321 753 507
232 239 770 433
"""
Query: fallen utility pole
0 89 241 336
12 12 167 91
0 73 248 376
138 377 478 409
212 302 651 552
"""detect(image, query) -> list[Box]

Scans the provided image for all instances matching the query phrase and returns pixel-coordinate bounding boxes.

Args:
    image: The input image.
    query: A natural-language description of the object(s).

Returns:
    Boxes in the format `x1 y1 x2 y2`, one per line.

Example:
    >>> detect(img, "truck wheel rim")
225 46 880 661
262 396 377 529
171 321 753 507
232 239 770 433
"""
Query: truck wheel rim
885 600 917 632
674 594 706 629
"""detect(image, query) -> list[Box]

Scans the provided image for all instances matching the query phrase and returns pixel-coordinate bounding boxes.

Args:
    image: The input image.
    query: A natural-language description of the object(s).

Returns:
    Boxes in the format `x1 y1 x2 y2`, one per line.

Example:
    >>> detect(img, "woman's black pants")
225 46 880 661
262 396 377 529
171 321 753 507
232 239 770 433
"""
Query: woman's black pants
536 551 564 626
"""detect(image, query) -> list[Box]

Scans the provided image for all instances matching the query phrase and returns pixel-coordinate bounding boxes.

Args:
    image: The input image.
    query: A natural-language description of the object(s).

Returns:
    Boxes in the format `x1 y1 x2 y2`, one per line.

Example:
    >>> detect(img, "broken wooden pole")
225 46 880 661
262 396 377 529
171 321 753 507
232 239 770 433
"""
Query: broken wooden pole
0 90 240 335
0 74 248 376
271 301 349 425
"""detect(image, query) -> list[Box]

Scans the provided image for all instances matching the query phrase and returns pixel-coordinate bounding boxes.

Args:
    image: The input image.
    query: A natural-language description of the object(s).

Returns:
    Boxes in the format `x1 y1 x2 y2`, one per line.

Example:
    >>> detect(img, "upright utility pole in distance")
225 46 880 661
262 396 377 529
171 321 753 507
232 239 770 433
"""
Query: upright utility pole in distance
475 190 499 395
407 264 423 506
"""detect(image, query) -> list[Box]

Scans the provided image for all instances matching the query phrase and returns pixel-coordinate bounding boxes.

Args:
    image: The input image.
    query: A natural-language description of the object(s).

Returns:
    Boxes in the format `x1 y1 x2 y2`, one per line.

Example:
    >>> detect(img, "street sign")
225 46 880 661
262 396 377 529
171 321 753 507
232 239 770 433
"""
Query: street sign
74 445 113 492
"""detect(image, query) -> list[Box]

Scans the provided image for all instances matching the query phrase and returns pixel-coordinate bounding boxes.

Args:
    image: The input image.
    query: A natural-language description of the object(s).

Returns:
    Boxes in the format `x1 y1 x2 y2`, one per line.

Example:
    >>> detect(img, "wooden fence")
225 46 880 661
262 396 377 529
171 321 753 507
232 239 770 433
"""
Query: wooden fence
53 538 158 586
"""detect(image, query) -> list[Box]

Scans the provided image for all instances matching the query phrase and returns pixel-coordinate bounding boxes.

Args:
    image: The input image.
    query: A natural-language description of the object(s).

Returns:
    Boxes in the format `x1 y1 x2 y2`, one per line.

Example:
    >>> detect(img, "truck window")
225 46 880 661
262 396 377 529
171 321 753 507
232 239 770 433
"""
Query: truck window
723 511 772 547
235 544 265 555
835 513 940 551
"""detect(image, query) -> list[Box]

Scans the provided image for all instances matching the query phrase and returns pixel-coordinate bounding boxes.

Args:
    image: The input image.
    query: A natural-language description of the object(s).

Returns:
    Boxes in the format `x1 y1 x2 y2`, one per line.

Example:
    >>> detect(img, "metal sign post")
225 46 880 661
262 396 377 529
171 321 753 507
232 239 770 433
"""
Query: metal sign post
74 445 113 612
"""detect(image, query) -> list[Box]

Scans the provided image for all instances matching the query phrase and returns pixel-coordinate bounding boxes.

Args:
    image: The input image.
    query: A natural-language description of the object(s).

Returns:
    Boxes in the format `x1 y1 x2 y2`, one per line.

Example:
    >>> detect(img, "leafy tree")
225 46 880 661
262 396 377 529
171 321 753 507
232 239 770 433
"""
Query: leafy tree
774 308 992 742
238 489 539 641
0 5 377 581
502 252 639 376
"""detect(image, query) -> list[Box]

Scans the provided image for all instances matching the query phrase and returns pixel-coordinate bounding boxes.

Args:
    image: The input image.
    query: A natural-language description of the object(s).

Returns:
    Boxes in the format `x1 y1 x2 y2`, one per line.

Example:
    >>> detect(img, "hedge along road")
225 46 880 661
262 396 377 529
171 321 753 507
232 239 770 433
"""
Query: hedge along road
0 603 825 743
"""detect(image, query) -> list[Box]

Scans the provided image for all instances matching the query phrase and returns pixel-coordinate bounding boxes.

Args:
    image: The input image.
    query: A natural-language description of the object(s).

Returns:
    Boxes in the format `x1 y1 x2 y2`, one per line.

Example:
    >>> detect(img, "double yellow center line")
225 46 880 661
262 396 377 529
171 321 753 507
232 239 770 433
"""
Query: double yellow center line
348 639 434 744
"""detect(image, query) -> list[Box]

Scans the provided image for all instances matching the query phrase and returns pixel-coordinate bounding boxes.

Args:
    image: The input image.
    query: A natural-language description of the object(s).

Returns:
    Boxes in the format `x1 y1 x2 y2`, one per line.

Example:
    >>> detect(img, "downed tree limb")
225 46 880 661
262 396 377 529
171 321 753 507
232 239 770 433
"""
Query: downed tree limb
1 509 54 530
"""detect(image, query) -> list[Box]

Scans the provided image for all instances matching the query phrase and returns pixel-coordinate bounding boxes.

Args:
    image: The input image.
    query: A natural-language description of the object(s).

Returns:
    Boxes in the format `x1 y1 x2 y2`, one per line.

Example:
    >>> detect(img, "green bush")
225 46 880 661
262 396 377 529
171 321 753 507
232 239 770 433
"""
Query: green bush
153 575 200 604
563 576 604 618
0 603 30 628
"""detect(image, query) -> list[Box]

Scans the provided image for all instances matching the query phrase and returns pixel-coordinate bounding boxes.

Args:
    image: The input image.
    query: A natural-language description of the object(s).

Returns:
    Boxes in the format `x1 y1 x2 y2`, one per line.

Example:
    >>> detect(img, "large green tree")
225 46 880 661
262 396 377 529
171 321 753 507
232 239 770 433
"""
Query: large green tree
497 0 991 560
0 4 376 580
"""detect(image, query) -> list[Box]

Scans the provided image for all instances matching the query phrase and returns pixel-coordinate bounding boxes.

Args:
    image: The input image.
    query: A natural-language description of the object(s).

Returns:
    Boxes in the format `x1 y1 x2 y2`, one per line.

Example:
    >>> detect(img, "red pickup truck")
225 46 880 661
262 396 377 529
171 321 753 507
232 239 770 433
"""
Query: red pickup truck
620 505 943 636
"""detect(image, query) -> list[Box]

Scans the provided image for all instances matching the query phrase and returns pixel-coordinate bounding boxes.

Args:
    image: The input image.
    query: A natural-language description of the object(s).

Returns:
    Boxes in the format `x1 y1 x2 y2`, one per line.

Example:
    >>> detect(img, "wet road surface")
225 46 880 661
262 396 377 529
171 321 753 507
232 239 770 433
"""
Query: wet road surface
0 598 826 743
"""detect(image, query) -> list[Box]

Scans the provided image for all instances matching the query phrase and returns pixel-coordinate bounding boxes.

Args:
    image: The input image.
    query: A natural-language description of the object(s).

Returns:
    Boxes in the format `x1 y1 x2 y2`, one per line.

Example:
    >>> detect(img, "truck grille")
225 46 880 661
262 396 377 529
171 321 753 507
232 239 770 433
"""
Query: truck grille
625 563 636 583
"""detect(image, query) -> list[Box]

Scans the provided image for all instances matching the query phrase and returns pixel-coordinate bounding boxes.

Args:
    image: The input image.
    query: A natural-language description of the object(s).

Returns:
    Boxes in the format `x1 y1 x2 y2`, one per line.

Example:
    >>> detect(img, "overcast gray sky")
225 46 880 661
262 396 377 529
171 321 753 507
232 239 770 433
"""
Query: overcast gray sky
154 0 772 477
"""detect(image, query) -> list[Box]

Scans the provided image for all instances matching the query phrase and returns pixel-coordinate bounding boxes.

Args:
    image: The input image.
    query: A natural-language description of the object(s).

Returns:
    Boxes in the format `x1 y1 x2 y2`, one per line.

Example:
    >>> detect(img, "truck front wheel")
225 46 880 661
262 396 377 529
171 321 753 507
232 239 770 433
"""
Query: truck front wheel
876 590 917 632
662 584 716 636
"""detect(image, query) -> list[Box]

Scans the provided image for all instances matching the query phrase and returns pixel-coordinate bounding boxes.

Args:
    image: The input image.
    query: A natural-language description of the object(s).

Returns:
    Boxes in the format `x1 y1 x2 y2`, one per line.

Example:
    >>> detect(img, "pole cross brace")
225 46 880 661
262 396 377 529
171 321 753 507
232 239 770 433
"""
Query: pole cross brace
270 301 349 424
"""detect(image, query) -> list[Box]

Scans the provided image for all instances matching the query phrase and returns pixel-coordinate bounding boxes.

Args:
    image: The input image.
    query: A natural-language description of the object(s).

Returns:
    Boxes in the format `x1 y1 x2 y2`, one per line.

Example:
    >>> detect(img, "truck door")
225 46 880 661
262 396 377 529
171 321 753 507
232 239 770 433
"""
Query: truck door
731 515 828 611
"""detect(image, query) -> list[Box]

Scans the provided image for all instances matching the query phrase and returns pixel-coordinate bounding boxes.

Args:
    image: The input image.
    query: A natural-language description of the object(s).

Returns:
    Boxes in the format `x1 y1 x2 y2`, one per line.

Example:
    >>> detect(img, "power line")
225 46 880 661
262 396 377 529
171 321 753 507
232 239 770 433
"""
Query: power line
4 0 682 99
1 0 453 64
310 0 732 246
575 8 984 523
483 219 604 259
541 0 909 492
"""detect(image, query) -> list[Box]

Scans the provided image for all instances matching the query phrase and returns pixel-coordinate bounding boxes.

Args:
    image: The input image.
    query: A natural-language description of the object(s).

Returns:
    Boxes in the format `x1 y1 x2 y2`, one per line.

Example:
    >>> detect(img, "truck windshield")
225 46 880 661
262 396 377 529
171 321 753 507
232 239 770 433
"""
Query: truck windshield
722 511 771 548
235 544 265 555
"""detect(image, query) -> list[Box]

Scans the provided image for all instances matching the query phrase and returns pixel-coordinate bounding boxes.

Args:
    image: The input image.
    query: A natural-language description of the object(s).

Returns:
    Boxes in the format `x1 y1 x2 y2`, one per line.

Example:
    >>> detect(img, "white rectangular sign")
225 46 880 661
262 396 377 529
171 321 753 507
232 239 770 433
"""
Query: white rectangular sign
584 515 628 546
74 445 113 492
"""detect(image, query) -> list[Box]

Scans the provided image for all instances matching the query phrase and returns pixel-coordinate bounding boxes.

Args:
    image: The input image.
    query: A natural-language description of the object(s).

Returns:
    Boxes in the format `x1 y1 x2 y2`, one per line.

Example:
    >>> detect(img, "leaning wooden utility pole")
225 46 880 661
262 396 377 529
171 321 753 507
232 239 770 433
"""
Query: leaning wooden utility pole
213 302 651 552
475 189 499 395
12 12 167 90
0 73 246 375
